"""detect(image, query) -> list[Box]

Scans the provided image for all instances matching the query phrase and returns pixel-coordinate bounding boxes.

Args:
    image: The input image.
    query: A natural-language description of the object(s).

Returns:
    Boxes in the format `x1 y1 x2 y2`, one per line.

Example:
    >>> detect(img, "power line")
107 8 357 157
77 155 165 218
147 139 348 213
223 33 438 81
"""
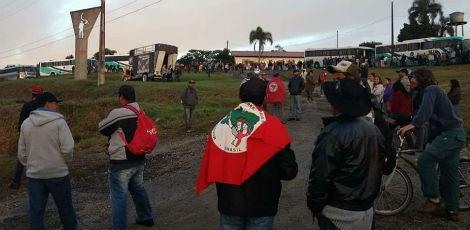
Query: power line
0 0 140 55
0 0 165 61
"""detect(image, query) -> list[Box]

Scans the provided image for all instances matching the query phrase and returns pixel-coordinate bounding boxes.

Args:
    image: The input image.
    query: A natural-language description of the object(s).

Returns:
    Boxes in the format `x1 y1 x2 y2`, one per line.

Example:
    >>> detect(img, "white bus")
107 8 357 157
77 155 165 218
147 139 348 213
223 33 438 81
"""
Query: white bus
38 59 97 76
304 46 374 69
375 36 465 66
0 65 37 81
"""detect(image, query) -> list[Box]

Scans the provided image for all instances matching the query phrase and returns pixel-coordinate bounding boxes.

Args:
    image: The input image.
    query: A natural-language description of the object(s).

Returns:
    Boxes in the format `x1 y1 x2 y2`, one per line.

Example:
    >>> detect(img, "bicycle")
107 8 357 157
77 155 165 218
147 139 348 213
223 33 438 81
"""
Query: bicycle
374 132 470 216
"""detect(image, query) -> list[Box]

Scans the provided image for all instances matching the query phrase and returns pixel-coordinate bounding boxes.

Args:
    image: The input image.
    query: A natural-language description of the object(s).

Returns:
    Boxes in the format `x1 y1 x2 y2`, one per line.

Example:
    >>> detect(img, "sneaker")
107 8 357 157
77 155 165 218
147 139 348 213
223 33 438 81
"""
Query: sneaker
295 118 301 121
445 211 461 222
136 219 155 227
287 118 295 121
417 199 441 214
185 129 194 133
9 182 20 190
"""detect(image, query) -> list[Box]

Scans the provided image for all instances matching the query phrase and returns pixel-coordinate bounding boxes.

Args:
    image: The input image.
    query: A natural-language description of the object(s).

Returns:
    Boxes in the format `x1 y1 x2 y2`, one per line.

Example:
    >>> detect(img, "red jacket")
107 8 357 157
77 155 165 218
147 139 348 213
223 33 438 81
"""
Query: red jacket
318 72 327 83
390 91 412 115
265 77 286 104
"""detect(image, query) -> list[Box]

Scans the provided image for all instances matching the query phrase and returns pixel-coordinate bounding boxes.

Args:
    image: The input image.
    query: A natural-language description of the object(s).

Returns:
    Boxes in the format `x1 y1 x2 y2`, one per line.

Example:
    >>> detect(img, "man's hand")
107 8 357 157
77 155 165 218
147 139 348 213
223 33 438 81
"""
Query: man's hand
399 124 415 136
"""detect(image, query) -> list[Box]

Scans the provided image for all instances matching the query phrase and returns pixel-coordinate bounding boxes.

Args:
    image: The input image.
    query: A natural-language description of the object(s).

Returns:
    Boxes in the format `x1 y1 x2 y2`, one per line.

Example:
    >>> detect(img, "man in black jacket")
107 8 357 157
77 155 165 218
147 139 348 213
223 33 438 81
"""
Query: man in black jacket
307 79 385 229
287 69 305 121
211 77 298 230
10 84 43 190
180 80 198 133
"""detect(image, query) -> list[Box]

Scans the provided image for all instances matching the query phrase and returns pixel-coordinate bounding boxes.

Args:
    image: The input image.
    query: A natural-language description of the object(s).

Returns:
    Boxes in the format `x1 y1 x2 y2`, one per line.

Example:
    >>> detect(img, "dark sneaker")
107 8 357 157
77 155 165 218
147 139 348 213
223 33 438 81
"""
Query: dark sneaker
9 182 20 190
136 219 155 227
287 118 295 121
446 211 460 222
417 199 441 214
295 118 301 121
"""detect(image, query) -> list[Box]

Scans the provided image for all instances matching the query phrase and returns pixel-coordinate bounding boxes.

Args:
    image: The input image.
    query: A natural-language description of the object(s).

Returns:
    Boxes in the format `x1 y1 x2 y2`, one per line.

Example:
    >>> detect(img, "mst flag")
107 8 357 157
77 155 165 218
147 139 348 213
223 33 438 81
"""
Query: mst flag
196 102 291 195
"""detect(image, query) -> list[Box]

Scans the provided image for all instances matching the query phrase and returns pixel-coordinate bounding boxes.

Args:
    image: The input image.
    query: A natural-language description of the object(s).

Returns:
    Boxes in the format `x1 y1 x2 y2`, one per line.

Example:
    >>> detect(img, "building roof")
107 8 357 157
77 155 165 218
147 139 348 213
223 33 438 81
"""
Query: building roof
231 51 304 58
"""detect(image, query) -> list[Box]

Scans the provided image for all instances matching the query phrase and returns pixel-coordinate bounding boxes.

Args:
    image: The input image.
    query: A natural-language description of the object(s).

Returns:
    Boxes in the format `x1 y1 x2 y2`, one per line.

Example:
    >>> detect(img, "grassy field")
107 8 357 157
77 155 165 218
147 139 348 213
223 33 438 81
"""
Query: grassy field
0 72 241 182
0 65 468 184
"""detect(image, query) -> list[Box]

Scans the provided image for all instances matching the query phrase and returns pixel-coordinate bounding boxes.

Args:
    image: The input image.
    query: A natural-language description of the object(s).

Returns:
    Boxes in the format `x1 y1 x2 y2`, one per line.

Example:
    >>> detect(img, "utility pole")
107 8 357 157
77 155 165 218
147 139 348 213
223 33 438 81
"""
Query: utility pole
336 30 339 48
98 0 105 86
226 40 229 50
391 1 395 58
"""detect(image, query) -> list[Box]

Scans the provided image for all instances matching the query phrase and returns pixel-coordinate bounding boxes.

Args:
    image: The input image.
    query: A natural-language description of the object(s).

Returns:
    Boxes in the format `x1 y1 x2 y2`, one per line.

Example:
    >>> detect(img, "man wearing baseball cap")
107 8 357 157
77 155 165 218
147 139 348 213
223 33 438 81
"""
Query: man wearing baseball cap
18 92 77 229
10 84 44 190
326 60 359 80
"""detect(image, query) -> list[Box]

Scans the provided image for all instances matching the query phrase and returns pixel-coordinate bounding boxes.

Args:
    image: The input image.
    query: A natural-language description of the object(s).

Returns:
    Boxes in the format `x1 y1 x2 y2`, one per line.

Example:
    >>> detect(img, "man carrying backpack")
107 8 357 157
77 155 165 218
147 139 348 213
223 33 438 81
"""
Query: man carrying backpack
99 85 155 230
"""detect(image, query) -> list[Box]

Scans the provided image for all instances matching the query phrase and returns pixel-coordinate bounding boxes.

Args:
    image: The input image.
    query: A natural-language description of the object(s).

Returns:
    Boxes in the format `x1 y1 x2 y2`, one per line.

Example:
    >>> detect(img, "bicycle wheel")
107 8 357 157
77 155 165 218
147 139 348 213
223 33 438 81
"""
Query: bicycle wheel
375 166 414 216
459 159 470 211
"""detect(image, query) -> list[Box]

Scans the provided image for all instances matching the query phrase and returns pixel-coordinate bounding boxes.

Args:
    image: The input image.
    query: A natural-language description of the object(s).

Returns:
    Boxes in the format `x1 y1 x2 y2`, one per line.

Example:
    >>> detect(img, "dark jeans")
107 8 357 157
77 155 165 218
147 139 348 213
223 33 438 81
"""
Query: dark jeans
184 107 195 130
12 160 25 185
109 164 153 230
219 214 274 230
28 176 77 230
417 127 466 211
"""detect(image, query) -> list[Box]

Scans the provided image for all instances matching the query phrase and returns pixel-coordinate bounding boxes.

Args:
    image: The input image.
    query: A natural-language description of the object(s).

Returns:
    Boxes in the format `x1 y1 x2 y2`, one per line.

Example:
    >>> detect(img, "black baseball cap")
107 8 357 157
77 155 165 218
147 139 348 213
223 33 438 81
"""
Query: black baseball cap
36 92 62 106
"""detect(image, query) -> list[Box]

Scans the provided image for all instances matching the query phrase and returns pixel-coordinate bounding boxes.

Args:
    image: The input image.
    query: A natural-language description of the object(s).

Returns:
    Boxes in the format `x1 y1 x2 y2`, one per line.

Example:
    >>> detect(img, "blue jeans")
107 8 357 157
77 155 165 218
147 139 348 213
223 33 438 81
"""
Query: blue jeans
108 164 153 230
28 176 77 230
184 107 194 130
219 214 274 230
289 95 302 119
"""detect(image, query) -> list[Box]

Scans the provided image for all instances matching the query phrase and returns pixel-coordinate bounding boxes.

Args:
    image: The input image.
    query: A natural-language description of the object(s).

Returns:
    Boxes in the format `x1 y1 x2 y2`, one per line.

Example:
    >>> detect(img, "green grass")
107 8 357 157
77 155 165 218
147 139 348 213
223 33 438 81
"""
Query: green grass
0 72 241 157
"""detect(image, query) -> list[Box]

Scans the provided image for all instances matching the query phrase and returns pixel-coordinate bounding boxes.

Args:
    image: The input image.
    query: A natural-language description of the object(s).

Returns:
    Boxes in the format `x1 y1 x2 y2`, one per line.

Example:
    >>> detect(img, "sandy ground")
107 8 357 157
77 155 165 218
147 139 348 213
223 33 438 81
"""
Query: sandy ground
0 96 468 230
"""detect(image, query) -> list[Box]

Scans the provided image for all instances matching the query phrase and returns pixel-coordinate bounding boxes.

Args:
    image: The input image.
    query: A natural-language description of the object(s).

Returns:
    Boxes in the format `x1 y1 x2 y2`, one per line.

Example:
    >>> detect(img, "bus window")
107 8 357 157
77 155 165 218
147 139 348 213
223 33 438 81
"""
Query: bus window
409 43 420 51
422 41 434 49
395 44 408 52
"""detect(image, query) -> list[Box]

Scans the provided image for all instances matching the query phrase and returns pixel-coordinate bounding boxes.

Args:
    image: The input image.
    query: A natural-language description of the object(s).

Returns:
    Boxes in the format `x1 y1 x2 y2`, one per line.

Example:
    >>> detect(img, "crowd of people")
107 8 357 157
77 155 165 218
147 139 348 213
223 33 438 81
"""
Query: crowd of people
11 57 466 230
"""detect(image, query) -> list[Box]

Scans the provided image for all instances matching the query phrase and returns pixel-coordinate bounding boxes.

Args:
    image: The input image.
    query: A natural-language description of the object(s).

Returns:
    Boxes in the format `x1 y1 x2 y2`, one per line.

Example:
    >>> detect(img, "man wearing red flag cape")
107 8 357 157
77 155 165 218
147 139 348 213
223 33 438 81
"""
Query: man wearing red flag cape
196 77 298 229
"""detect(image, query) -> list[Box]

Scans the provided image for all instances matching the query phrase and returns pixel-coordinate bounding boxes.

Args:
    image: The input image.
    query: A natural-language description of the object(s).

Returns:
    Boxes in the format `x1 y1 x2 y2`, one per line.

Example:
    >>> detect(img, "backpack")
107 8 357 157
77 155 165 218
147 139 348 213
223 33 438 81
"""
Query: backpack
118 105 158 155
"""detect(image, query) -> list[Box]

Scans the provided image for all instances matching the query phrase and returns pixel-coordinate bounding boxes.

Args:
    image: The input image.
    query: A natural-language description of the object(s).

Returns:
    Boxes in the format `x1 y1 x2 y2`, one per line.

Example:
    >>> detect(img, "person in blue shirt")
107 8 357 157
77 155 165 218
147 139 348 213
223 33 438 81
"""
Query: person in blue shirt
400 68 466 222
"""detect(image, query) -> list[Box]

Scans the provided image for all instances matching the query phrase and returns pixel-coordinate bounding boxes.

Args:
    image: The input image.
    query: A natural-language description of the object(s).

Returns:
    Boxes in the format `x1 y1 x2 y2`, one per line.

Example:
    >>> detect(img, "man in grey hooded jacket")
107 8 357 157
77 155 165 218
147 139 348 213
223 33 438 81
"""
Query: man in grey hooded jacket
18 92 77 230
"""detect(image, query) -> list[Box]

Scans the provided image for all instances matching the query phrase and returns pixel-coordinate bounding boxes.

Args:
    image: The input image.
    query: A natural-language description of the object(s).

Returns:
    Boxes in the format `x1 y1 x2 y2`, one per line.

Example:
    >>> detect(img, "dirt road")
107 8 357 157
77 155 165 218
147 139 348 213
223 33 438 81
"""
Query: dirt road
0 96 468 230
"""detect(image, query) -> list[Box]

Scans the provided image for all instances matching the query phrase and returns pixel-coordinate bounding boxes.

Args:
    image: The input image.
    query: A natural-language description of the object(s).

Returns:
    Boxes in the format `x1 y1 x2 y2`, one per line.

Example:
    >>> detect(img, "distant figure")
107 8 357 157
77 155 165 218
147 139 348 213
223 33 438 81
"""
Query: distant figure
447 79 461 115
287 69 305 121
181 80 198 133
265 71 286 122
10 85 44 190
317 69 328 96
78 13 88 39
305 70 316 102
18 92 77 230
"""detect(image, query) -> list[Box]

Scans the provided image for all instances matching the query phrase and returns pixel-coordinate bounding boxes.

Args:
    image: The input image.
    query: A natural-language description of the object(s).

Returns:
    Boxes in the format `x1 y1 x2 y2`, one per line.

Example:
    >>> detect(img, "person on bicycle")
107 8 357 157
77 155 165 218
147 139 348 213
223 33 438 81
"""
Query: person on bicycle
400 68 466 222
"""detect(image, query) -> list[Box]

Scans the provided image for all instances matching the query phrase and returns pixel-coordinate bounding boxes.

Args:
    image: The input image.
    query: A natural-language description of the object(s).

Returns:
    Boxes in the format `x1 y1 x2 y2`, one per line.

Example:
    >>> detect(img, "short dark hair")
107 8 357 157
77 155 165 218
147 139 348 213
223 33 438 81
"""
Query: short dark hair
118 85 136 102
412 68 436 88
450 79 460 89
239 77 267 106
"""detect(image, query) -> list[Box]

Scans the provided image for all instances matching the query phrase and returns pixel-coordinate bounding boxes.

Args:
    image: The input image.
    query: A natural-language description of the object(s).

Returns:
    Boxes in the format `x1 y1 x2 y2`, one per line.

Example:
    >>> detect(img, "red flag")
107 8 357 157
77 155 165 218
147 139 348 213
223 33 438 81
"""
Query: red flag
196 103 291 195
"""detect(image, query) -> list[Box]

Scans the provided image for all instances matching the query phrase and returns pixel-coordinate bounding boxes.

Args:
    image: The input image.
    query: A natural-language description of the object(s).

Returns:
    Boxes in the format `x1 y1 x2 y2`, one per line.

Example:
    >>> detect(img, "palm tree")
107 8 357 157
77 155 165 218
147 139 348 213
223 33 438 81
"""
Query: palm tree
408 0 443 25
249 26 273 63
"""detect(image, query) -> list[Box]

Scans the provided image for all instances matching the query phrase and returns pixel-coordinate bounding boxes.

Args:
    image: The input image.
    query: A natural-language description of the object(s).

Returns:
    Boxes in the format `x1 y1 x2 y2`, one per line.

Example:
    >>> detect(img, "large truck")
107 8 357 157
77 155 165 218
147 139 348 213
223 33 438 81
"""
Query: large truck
126 43 178 81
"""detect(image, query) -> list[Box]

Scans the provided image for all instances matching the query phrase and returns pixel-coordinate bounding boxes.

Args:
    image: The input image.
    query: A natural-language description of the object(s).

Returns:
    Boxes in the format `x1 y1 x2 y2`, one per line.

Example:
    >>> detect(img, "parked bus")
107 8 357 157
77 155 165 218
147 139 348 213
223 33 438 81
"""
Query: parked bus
304 46 374 69
105 55 130 72
127 43 178 81
375 36 465 66
0 65 37 81
38 59 97 76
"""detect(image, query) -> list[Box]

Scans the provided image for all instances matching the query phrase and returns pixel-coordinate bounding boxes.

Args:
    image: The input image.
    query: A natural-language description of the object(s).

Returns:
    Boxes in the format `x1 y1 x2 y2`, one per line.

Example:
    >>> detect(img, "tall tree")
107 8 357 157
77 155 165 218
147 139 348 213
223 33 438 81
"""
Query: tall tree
398 0 453 41
249 26 273 63
93 48 117 60
65 54 74 59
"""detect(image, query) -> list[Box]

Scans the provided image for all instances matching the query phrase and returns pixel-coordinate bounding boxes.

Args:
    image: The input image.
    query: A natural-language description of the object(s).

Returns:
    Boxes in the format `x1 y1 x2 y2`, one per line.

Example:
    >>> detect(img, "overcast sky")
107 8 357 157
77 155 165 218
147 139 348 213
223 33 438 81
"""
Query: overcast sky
0 0 469 67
